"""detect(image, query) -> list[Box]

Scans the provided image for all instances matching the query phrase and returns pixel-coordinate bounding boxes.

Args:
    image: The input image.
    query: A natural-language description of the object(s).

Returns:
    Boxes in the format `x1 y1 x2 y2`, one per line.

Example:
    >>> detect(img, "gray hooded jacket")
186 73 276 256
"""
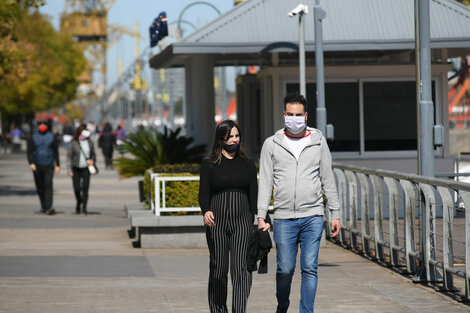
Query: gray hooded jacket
257 127 340 220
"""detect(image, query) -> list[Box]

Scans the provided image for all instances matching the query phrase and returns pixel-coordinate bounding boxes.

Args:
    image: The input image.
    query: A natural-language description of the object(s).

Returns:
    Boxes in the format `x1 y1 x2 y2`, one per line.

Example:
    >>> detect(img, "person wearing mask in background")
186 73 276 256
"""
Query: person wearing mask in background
62 121 75 149
114 125 126 153
198 120 258 313
67 124 96 215
98 122 116 169
27 119 60 215
257 92 341 313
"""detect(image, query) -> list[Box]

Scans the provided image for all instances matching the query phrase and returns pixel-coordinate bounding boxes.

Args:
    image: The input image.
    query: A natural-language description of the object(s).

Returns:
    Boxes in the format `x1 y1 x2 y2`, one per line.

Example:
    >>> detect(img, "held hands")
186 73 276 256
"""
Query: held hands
257 218 271 231
204 211 215 227
330 218 341 237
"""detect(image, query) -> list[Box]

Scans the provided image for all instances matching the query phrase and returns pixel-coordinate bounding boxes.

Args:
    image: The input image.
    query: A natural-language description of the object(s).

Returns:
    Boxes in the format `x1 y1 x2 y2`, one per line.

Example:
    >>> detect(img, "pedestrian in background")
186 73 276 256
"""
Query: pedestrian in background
257 92 341 313
98 122 116 169
199 120 258 313
62 121 75 149
67 124 96 215
27 118 60 215
114 125 126 153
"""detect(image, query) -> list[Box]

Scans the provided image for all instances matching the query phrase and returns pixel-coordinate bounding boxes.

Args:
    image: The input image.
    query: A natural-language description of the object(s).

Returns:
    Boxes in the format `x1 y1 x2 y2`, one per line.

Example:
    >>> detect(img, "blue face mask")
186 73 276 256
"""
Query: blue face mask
284 116 306 134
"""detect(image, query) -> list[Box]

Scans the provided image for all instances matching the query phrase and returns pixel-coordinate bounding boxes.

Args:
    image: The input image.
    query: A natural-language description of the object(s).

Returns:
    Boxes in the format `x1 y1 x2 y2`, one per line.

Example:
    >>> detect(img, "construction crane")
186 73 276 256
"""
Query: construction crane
60 0 138 97
61 0 113 97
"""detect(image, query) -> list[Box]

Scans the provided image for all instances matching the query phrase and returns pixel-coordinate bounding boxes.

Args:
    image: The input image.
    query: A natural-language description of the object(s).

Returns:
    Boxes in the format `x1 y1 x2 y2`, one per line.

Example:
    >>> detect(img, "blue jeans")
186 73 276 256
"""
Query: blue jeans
274 215 324 313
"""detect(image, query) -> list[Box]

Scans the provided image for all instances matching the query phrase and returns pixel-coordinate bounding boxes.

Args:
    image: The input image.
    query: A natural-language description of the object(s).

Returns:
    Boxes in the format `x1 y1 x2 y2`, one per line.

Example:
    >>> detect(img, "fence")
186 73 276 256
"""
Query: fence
148 173 201 216
330 162 470 301
146 163 470 300
147 172 274 216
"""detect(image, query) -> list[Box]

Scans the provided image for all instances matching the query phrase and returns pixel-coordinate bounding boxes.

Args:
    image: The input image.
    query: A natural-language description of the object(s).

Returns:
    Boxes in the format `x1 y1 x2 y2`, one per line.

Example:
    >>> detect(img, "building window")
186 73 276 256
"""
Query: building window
286 82 360 152
363 81 418 151
286 80 436 153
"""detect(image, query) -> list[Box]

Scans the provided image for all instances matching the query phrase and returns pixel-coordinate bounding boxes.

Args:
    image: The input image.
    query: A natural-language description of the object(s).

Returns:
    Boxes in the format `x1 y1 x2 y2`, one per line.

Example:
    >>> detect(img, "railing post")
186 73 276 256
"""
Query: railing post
414 184 442 282
334 168 348 244
345 170 359 248
371 175 385 261
400 180 417 273
437 186 455 291
457 190 470 301
162 180 166 211
357 173 371 255
150 174 155 212
384 177 400 267
155 176 161 216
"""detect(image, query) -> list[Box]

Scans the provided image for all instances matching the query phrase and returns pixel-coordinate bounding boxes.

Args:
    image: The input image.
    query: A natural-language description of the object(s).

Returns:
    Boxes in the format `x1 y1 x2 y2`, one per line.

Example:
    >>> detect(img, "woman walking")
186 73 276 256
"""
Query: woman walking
199 120 258 313
67 124 96 215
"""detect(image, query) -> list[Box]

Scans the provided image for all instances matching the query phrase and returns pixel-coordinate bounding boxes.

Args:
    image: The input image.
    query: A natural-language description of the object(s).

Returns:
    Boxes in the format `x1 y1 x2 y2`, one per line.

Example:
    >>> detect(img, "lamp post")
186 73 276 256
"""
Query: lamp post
177 2 228 119
288 4 308 98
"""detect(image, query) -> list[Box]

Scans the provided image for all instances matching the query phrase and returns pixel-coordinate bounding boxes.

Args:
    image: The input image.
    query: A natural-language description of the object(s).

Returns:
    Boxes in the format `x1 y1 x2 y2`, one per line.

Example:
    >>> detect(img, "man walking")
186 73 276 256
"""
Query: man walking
27 119 60 215
257 92 341 313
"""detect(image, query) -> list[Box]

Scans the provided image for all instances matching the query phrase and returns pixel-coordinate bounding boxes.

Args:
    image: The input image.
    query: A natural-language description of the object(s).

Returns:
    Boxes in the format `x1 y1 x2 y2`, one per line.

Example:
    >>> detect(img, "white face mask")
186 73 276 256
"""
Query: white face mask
284 116 306 134
81 130 91 138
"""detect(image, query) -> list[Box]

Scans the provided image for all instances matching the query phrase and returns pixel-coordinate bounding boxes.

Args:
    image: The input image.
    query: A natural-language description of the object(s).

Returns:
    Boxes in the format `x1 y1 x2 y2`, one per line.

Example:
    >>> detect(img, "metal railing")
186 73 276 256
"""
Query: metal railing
329 162 470 301
146 171 274 216
148 172 201 216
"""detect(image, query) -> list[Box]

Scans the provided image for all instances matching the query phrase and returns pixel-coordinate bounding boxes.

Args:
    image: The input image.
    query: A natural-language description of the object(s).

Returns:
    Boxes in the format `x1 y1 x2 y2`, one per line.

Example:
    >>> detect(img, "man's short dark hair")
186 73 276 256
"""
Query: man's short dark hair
283 92 307 111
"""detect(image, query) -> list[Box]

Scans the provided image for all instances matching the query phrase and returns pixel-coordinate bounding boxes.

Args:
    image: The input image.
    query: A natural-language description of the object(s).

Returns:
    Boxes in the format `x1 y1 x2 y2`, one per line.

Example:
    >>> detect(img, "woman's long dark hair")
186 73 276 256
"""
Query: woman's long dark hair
209 120 248 164
72 124 87 141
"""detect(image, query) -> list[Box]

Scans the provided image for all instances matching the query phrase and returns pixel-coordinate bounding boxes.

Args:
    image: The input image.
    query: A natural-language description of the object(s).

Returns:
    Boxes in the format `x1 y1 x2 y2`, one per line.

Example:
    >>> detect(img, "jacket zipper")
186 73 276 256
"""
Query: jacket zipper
294 145 313 218
294 160 298 218
277 135 315 219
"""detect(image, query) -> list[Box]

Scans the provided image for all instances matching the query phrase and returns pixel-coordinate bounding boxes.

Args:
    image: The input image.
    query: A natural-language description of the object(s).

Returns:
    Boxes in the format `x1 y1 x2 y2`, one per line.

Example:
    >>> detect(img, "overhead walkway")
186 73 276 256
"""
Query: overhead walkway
0 149 468 312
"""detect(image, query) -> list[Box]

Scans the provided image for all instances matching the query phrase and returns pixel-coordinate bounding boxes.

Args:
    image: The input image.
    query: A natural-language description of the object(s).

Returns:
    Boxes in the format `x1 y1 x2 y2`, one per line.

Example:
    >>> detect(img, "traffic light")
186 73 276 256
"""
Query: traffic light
149 12 168 47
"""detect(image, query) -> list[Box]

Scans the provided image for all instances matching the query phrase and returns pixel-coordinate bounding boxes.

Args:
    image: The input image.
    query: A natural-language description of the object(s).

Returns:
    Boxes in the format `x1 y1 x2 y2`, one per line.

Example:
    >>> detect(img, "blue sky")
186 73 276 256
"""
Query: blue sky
39 0 237 91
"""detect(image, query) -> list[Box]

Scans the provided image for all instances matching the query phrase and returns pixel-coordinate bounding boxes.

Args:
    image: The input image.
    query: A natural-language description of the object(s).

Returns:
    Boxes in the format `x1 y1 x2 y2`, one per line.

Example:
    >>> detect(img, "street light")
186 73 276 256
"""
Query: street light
314 0 334 140
288 4 308 98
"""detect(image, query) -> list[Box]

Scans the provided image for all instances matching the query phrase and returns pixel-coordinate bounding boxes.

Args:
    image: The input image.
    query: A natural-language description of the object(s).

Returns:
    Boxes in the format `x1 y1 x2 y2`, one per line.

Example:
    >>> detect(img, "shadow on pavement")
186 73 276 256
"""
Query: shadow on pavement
0 186 36 196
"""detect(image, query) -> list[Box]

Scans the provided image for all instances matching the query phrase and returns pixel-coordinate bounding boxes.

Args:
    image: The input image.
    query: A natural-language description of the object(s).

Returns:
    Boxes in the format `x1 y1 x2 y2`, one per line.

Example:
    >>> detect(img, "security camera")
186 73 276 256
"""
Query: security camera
287 4 308 17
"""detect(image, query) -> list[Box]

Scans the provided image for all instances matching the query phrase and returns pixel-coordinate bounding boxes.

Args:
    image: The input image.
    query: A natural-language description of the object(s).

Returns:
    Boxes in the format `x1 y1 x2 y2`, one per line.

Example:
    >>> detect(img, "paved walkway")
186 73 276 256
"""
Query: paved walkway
0 148 469 313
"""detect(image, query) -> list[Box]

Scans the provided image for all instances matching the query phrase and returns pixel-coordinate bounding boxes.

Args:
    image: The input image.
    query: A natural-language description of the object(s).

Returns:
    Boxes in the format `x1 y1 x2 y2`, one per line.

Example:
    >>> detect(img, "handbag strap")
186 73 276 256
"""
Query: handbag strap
78 141 90 161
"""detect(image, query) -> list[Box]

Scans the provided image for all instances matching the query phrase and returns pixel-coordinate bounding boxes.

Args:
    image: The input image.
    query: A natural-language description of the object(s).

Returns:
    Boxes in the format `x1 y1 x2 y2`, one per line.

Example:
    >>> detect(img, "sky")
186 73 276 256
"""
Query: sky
39 0 237 91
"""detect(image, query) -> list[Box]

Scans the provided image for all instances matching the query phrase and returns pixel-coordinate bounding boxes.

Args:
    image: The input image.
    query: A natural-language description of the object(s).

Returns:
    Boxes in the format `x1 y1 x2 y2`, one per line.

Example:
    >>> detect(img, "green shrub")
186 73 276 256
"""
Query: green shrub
144 163 273 216
144 164 202 216
150 163 200 174
114 127 205 178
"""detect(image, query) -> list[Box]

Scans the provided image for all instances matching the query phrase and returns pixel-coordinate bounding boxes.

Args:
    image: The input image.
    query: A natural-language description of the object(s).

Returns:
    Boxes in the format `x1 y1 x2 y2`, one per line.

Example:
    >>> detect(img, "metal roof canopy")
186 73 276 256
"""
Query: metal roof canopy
150 0 470 69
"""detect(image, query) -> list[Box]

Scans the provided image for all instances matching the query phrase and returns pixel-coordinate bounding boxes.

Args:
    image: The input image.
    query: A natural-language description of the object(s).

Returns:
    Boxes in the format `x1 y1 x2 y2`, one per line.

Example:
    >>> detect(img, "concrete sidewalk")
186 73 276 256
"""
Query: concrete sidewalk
0 149 468 313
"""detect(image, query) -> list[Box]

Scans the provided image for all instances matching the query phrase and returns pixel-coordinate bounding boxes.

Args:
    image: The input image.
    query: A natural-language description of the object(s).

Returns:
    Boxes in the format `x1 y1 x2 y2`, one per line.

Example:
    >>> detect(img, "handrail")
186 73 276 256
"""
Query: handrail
332 162 470 191
330 162 470 301
144 164 470 301
147 172 273 216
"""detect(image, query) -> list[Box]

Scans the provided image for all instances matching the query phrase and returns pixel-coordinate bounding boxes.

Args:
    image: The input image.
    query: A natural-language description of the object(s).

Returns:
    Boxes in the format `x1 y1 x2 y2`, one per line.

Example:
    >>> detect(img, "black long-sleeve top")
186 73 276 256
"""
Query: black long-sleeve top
199 155 258 215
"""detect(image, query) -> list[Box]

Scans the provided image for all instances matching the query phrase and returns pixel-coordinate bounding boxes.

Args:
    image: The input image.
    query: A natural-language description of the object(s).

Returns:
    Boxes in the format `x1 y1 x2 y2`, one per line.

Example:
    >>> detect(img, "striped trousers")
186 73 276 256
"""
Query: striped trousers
206 190 253 313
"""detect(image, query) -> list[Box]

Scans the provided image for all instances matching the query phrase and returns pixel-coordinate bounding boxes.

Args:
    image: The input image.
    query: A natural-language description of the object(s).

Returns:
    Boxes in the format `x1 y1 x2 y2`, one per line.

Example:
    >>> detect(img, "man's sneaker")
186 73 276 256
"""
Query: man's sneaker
46 208 56 215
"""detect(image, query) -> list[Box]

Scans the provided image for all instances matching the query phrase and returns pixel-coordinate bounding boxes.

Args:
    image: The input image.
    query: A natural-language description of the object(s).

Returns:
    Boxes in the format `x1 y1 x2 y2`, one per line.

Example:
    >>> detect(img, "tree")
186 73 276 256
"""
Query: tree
455 0 470 7
0 1 86 116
